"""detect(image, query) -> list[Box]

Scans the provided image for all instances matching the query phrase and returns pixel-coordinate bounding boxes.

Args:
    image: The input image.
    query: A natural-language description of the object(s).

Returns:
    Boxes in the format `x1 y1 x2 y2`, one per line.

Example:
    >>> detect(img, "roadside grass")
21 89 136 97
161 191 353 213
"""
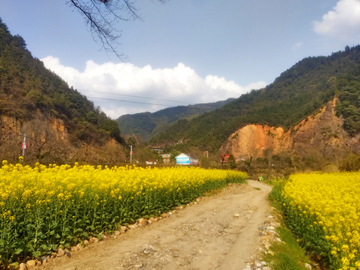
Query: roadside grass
264 182 313 270
203 189 223 197
264 226 311 270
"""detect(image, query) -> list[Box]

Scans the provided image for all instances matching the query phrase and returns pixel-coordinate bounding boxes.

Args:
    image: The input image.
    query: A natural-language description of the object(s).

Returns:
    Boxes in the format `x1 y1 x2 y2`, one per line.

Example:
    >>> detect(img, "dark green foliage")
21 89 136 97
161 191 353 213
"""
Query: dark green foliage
151 46 360 150
200 156 210 168
336 80 360 135
0 17 123 145
116 99 234 141
339 153 360 171
117 112 157 141
228 154 236 169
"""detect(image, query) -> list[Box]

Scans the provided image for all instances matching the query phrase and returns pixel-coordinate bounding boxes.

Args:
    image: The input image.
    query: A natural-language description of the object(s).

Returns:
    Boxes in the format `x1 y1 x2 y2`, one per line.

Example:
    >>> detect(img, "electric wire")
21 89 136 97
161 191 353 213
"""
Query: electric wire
87 96 176 107
78 89 191 105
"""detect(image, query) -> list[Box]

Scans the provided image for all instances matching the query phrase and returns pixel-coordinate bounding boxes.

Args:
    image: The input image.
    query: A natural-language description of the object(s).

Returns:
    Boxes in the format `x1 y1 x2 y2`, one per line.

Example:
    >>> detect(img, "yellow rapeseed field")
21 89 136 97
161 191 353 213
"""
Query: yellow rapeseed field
0 161 247 267
281 172 360 270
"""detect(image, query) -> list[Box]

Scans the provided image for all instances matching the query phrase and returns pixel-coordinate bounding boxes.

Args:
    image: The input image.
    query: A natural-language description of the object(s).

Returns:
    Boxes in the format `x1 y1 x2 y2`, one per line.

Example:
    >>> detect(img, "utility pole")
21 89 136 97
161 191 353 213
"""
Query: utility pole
21 133 26 162
130 145 133 164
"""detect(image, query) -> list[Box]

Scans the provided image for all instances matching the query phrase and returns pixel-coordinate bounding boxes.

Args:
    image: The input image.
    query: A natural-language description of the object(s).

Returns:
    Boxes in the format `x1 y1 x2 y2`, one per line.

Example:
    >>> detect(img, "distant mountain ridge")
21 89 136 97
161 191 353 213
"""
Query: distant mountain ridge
149 45 360 157
116 98 234 141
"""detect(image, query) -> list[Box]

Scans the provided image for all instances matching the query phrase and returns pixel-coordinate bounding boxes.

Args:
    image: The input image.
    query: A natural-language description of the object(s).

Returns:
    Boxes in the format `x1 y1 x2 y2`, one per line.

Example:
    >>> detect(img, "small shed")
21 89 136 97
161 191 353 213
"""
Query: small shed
175 153 190 165
176 153 198 166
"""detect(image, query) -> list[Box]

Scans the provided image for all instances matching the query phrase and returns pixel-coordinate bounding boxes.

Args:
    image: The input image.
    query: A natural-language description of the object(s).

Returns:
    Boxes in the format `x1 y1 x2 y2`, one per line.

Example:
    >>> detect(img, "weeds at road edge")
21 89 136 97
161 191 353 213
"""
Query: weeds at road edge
263 180 313 270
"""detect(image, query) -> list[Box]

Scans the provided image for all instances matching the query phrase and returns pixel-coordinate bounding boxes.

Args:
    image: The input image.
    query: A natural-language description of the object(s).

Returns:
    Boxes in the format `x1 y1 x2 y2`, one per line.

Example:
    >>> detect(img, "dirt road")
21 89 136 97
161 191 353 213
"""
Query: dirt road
46 181 272 270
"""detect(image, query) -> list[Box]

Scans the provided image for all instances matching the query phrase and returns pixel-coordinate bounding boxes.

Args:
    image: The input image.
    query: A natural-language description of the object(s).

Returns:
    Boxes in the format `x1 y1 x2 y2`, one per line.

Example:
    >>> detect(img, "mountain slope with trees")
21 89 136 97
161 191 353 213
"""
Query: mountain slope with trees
0 18 125 164
116 99 234 141
150 45 360 151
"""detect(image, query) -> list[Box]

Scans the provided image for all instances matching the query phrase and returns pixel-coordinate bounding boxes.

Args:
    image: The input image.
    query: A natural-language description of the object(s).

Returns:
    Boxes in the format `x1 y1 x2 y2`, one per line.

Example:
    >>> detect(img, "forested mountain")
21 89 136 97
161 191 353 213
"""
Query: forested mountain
0 18 125 164
116 99 234 141
150 45 360 151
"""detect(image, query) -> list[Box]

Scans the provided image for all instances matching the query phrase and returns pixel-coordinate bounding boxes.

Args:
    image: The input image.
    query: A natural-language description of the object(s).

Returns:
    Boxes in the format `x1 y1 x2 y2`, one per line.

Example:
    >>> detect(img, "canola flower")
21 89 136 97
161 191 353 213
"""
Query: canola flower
0 161 247 266
280 172 360 270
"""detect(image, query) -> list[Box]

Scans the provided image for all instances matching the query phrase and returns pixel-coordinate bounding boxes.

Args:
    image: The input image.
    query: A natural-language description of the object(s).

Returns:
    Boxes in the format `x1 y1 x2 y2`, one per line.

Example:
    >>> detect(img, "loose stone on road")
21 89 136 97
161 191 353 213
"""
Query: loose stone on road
45 181 272 270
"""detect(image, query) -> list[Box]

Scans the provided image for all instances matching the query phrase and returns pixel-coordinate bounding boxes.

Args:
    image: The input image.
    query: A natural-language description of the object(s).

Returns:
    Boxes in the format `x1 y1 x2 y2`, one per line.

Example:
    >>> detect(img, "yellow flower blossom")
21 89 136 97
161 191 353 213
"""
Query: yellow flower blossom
282 172 360 269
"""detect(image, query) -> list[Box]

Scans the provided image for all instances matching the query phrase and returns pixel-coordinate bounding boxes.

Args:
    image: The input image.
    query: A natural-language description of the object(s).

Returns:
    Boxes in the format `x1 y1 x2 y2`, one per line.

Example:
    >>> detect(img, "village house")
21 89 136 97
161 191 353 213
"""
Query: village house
220 154 231 162
175 153 198 166
146 159 158 165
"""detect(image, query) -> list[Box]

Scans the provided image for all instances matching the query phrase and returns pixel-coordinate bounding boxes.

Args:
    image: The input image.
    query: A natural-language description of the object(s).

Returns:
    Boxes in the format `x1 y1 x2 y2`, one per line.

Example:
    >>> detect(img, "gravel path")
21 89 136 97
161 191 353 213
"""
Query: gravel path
44 181 272 270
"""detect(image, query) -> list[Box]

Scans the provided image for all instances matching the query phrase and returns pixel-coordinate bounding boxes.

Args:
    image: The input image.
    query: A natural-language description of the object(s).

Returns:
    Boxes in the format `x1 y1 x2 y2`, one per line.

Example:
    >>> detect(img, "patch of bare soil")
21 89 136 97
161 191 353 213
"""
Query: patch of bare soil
43 181 272 270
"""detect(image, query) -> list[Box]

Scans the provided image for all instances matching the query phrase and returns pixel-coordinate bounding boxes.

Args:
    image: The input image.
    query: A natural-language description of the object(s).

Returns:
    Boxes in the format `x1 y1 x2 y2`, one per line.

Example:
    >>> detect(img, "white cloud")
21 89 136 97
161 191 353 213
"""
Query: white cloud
291 42 303 51
41 56 267 118
313 0 360 40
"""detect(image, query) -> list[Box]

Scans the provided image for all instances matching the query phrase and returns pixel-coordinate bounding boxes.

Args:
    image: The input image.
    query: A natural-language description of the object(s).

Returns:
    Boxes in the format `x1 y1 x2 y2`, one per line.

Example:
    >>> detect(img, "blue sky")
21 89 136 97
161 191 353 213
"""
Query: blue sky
1 0 360 118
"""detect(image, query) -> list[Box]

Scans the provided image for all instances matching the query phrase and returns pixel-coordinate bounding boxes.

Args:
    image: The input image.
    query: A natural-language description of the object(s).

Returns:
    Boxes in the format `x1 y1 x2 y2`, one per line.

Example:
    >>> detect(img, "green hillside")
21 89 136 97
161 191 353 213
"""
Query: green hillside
150 46 360 150
0 18 122 144
0 18 125 163
116 99 234 141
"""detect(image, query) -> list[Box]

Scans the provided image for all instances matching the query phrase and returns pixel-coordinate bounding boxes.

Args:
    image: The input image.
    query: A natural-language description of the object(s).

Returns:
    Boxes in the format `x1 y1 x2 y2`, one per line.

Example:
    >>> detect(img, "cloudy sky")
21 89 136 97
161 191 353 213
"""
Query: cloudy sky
1 0 360 118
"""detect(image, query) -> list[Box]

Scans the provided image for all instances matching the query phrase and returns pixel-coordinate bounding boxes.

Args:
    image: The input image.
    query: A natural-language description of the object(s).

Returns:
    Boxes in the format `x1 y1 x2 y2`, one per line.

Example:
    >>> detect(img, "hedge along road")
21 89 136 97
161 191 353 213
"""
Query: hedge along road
45 181 272 270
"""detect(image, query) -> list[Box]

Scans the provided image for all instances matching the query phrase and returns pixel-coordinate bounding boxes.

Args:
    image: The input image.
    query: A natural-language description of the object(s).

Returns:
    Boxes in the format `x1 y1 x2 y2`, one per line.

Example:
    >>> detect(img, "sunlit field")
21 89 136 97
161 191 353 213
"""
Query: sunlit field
0 161 247 266
277 172 360 270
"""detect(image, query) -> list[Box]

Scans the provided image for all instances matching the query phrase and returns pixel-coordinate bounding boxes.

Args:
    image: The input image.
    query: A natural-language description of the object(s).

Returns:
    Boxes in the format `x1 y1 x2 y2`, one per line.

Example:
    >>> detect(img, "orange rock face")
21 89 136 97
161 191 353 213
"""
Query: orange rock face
52 118 68 141
221 124 287 158
221 99 360 160
1 116 21 136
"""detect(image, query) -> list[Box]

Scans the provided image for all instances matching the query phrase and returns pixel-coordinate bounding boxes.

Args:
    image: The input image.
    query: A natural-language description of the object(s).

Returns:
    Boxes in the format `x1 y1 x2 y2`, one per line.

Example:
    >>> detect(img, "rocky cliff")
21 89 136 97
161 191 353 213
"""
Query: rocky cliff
221 99 360 161
0 116 125 164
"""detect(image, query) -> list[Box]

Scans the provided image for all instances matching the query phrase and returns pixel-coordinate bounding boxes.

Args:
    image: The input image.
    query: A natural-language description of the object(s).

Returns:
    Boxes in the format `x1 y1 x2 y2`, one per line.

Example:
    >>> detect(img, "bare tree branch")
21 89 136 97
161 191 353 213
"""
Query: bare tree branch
67 0 167 61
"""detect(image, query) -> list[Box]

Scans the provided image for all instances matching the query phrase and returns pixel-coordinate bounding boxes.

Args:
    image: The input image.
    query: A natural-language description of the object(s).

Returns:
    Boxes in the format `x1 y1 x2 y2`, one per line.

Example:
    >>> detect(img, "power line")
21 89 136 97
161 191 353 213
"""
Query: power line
78 89 190 105
87 96 177 107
